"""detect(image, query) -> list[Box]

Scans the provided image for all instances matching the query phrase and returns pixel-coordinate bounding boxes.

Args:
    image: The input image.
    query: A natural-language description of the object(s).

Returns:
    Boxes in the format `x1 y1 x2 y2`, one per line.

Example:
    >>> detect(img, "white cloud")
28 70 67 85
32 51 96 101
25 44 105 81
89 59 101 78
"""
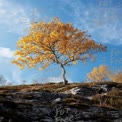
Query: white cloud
0 52 22 85
0 47 14 58
0 0 50 35
46 77 63 83
0 0 30 35
0 47 22 85
39 77 73 83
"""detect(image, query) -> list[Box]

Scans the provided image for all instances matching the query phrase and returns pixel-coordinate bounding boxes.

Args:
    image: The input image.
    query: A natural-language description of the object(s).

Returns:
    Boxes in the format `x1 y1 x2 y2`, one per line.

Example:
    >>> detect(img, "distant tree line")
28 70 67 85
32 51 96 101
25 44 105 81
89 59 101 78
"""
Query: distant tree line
87 65 122 83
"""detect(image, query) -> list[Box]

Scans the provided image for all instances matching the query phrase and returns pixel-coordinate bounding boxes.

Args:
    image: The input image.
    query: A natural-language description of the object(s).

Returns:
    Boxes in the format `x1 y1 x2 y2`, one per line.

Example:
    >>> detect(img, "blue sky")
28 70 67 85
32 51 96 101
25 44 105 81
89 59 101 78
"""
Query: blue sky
0 0 122 85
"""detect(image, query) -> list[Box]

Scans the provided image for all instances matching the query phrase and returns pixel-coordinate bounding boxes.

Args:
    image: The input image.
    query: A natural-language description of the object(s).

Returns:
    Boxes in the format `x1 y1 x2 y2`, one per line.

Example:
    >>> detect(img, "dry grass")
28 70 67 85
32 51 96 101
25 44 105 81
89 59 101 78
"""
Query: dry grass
92 87 122 109
0 81 121 93
0 82 121 110
0 82 93 93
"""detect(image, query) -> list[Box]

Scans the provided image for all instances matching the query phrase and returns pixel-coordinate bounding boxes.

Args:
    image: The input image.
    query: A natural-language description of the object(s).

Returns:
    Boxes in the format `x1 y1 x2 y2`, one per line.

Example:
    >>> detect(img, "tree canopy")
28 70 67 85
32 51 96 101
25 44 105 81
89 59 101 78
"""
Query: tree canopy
110 71 122 83
87 65 110 82
12 17 106 84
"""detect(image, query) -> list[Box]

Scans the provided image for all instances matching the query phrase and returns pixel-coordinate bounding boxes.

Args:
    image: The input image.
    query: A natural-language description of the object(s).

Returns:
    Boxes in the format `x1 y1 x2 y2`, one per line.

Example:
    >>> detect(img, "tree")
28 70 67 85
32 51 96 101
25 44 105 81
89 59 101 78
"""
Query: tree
87 65 110 82
109 71 122 83
12 17 106 85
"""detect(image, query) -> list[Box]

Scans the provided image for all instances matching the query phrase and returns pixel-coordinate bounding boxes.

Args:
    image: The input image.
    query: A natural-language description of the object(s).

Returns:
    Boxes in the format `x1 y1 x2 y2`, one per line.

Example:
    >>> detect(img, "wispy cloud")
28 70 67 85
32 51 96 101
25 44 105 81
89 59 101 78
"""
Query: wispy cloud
0 54 22 85
0 46 23 85
0 0 51 35
0 47 14 58
37 77 73 83
62 0 122 45
0 0 30 34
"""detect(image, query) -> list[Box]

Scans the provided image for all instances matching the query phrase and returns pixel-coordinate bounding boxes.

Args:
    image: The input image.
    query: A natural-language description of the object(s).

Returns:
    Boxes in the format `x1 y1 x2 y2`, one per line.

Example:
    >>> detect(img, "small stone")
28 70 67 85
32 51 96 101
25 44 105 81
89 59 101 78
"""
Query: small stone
52 98 62 103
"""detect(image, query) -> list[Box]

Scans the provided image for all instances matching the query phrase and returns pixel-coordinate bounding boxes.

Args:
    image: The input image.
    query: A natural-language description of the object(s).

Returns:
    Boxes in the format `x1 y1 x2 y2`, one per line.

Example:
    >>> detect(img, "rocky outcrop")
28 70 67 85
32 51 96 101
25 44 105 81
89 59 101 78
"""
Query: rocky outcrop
63 84 112 98
0 83 121 122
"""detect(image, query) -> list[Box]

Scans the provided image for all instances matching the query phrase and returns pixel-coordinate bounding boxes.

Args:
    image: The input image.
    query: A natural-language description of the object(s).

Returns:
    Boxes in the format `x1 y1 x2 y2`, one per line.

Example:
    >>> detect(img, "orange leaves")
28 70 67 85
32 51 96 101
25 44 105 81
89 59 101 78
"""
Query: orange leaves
109 71 122 83
12 60 24 70
114 71 122 83
12 17 106 71
50 31 58 39
14 50 20 56
73 61 77 64
39 63 49 71
87 65 110 82
87 66 122 83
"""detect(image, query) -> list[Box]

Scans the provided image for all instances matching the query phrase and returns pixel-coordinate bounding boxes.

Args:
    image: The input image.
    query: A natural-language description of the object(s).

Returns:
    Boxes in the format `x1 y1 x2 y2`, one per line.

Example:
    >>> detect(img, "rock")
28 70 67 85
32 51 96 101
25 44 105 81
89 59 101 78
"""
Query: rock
63 87 97 97
0 117 4 121
0 83 121 121
63 84 113 97
96 84 108 93
66 87 81 95
52 98 62 104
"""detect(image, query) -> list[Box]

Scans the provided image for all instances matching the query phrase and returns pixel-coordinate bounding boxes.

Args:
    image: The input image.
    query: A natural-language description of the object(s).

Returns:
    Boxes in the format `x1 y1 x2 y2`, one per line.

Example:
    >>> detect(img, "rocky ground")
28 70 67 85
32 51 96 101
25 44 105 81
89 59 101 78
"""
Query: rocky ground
0 82 122 122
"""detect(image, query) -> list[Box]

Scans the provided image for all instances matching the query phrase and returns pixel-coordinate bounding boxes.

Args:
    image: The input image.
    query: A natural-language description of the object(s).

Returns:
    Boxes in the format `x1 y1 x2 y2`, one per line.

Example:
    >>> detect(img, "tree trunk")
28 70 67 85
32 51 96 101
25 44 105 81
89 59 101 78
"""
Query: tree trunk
60 64 68 85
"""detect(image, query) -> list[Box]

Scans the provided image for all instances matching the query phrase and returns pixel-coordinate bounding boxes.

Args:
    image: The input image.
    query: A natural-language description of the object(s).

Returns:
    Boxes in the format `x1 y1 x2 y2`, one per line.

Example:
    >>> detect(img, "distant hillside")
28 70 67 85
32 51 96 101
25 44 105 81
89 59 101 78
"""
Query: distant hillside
0 82 122 122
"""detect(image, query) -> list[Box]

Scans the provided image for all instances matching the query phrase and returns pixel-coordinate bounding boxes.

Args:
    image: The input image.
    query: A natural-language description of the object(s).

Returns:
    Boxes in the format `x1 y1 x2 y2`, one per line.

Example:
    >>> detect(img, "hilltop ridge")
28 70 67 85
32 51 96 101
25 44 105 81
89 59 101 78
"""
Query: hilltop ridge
0 82 122 122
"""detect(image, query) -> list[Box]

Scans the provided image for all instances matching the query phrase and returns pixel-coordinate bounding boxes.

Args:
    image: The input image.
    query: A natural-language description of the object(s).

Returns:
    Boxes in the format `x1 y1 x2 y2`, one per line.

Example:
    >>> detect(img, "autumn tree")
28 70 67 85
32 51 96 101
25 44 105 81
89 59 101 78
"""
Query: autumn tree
109 71 122 83
87 65 110 82
12 18 106 85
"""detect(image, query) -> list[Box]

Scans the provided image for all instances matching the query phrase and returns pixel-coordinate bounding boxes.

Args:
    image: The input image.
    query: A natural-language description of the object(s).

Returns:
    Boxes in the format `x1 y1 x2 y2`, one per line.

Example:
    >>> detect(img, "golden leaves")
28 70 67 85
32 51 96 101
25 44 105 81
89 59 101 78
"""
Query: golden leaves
39 63 49 71
12 17 106 71
87 65 110 82
109 71 122 83
73 61 77 64
12 60 24 70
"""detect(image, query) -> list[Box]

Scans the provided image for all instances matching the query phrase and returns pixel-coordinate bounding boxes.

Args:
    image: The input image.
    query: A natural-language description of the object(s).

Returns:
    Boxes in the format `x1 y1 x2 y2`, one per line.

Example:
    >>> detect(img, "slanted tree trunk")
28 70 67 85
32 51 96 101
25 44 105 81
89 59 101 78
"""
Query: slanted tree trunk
60 64 68 85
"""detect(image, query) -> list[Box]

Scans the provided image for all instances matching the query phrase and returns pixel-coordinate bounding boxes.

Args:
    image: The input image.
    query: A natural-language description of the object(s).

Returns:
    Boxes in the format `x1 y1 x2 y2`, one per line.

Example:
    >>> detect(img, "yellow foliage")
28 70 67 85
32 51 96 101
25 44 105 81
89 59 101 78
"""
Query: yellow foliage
12 17 106 71
87 65 110 82
109 71 122 83
73 61 77 64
